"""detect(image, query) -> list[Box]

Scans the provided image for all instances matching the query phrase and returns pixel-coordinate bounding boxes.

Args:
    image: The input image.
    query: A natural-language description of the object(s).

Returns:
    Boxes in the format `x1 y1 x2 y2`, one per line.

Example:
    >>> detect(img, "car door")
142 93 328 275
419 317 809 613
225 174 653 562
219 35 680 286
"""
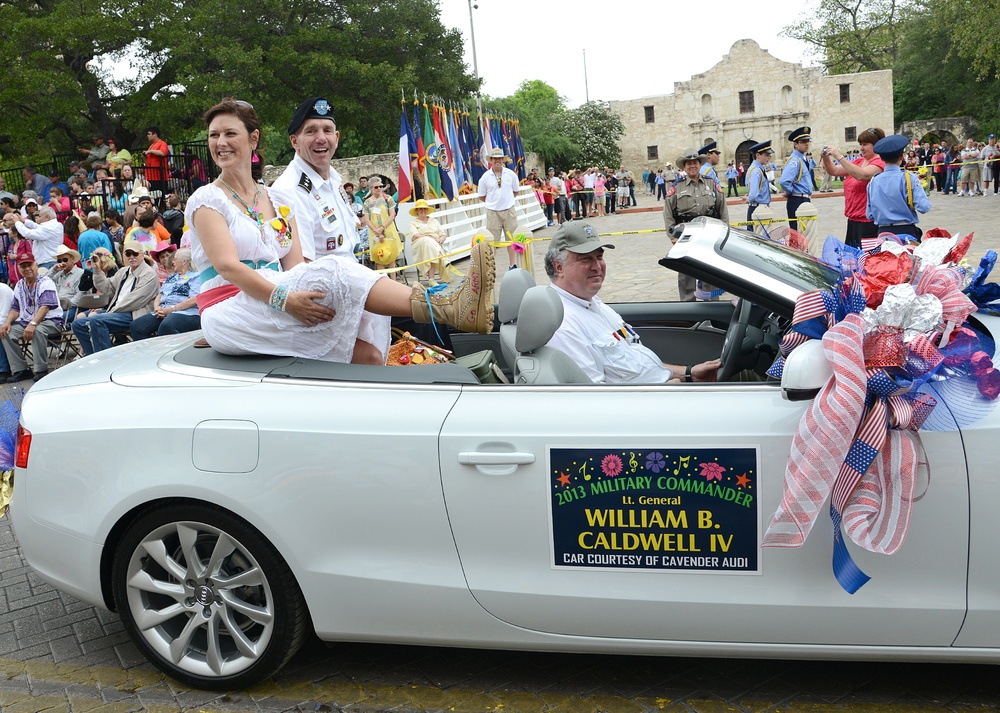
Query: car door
439 381 968 646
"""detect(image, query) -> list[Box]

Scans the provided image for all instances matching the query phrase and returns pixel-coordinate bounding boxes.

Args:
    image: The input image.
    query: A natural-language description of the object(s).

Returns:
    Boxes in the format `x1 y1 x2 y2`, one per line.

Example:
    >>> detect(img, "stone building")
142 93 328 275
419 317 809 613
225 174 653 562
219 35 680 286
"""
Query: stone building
610 39 894 171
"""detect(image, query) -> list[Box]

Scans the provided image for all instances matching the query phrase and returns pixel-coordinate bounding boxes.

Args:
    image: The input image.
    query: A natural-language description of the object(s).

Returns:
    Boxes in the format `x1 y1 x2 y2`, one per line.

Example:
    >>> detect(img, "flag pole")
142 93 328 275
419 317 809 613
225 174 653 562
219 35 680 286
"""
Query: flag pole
467 0 483 119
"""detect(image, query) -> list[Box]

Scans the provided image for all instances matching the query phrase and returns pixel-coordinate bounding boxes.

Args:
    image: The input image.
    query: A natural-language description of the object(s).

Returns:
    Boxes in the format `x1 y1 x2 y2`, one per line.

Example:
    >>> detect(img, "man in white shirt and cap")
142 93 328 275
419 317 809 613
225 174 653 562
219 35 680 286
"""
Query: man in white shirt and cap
270 97 361 262
544 221 721 384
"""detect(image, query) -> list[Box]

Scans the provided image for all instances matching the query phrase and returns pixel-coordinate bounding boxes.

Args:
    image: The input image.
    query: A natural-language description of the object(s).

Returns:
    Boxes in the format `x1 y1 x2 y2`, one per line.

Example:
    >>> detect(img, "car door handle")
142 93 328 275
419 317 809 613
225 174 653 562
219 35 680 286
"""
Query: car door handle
458 451 535 465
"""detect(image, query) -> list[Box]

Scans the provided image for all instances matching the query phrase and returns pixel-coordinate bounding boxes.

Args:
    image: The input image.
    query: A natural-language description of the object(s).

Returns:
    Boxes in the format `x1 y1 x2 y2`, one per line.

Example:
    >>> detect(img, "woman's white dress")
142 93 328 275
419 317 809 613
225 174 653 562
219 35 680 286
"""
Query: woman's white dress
186 184 390 362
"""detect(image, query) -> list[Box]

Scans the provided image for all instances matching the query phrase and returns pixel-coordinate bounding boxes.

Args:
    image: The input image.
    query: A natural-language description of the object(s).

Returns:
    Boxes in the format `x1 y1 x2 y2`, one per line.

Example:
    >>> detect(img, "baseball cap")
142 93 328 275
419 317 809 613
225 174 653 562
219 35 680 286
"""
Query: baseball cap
551 222 615 254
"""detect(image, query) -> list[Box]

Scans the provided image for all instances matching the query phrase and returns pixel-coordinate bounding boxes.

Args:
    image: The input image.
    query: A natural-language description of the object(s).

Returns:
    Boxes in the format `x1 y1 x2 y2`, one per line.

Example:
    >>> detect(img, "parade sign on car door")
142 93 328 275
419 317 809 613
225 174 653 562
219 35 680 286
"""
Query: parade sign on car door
549 447 760 573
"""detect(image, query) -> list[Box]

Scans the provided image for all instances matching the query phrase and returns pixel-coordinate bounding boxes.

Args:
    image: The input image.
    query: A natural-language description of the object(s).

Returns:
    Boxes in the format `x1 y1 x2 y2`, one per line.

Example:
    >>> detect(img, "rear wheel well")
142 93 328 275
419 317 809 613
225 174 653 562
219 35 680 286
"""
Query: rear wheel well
99 497 258 610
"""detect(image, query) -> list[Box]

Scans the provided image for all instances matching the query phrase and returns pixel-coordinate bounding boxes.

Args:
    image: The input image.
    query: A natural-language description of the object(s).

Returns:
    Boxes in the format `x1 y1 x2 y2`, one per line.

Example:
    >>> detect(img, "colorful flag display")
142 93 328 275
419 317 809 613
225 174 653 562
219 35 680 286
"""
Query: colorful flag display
399 99 526 203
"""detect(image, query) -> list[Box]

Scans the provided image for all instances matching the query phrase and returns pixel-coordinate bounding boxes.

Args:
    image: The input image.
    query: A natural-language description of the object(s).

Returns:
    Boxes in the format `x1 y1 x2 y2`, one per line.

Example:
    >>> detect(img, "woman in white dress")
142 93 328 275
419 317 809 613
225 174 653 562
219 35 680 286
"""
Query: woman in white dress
406 199 448 285
186 99 493 365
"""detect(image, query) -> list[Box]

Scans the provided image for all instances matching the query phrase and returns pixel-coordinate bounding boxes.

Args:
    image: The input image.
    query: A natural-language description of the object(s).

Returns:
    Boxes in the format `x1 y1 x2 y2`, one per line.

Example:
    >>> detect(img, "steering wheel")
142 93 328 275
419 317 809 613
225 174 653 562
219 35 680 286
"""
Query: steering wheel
717 298 753 381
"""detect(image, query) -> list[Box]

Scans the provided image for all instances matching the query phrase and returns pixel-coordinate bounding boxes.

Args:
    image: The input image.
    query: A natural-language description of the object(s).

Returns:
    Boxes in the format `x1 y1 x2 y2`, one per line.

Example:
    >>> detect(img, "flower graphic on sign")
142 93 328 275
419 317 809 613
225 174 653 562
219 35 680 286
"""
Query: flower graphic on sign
645 451 666 473
601 454 623 478
700 462 726 482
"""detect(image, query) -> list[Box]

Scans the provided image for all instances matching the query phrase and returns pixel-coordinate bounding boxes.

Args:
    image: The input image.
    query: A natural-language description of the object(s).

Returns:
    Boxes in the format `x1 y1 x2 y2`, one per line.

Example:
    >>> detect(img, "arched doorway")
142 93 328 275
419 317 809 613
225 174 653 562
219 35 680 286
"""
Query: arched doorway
922 129 959 148
735 139 756 184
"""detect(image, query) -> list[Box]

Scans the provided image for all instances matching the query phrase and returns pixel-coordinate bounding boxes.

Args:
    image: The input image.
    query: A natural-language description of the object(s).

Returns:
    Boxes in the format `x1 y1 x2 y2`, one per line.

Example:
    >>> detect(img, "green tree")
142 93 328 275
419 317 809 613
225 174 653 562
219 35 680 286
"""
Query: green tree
781 0 917 73
559 101 624 169
0 0 477 164
502 80 577 169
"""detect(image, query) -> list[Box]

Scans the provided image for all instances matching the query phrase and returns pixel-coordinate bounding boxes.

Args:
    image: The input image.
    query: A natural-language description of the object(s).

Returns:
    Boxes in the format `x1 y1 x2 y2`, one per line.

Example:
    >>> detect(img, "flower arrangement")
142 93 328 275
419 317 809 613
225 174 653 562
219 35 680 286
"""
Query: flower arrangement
762 229 997 593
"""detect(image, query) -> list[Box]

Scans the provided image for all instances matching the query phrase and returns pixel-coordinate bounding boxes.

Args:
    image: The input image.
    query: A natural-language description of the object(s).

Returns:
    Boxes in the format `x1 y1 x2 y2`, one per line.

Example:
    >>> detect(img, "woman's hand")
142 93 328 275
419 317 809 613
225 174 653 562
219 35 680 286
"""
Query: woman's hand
284 290 335 327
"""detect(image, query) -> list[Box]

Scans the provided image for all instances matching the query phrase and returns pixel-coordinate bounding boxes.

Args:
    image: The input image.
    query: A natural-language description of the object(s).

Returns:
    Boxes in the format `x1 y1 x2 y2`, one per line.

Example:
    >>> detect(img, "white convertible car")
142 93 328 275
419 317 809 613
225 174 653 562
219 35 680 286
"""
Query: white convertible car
11 218 1000 690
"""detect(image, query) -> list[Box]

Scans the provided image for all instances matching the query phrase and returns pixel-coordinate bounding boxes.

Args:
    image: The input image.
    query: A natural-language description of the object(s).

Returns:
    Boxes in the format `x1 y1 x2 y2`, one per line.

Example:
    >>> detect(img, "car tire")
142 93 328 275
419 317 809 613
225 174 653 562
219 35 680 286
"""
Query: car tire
111 502 309 690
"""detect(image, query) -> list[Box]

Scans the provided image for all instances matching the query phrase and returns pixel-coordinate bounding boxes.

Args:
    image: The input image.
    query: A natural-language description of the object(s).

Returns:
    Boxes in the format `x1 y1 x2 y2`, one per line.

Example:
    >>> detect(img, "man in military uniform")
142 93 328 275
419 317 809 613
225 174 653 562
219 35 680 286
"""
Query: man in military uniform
698 141 722 184
779 126 814 231
270 97 361 263
664 148 729 301
744 140 773 224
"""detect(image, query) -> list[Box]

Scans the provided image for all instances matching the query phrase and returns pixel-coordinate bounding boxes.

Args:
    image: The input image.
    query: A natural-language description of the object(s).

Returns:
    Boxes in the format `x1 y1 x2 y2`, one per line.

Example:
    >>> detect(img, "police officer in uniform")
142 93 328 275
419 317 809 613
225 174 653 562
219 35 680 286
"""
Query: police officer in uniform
779 126 814 231
866 134 931 241
270 97 361 263
744 140 773 224
664 148 729 301
698 141 722 184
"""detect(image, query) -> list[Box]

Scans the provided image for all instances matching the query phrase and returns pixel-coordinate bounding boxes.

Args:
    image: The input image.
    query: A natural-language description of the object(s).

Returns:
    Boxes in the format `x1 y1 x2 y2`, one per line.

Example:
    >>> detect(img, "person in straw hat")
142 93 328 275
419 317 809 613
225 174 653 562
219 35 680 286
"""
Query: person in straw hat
50 244 83 311
477 147 520 270
407 199 449 286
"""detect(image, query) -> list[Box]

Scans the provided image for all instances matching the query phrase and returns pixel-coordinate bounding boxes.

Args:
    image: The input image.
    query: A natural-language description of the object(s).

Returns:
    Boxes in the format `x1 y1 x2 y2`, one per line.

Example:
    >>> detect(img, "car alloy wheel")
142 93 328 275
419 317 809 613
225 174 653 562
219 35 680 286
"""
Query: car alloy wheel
112 503 308 689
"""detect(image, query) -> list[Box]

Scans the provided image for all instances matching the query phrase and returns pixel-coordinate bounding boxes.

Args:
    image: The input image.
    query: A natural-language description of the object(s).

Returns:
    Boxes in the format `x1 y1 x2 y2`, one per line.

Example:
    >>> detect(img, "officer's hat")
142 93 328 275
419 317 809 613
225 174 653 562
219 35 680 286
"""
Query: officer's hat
698 141 719 163
789 126 811 143
288 97 335 135
749 140 773 156
873 134 909 162
676 148 702 167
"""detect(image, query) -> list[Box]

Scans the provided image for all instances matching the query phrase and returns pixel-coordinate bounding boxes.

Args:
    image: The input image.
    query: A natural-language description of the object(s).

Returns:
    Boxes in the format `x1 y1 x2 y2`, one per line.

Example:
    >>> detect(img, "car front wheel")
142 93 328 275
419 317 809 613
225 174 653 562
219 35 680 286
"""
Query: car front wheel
111 503 309 689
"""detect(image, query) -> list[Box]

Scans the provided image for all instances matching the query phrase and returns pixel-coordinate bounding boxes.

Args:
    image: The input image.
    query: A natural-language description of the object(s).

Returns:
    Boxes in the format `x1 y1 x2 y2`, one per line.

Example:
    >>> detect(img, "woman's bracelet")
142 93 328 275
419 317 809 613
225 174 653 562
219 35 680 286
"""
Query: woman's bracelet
269 284 288 312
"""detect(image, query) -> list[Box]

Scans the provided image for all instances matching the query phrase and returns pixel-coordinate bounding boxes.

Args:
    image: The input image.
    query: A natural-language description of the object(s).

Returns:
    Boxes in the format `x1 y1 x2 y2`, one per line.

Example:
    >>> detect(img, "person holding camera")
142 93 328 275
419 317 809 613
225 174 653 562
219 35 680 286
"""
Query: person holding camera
818 127 886 248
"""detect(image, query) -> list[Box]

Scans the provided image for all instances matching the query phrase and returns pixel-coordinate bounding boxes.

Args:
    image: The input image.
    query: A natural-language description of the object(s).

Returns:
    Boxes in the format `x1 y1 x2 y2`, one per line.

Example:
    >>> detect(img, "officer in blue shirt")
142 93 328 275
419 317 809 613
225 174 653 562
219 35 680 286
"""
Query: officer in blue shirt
698 141 722 184
724 162 739 197
780 126 814 231
744 140 773 223
866 134 931 242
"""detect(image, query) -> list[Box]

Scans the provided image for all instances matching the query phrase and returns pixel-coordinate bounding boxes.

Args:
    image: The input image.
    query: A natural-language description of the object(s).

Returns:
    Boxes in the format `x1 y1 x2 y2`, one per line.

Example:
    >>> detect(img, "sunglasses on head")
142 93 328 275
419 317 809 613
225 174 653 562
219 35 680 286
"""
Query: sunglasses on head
234 99 254 109
124 250 139 257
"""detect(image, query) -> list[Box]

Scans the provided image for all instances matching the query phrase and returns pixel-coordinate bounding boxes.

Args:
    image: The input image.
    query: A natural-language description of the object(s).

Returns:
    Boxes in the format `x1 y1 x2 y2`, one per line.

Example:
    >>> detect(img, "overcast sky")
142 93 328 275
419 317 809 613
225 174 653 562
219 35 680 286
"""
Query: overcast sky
437 0 819 108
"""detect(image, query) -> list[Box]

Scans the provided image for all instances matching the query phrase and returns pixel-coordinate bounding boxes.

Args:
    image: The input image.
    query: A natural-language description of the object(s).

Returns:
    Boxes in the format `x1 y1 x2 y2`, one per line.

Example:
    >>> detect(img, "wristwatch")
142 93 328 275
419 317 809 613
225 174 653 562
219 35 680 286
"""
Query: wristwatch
29 321 38 326
684 365 693 382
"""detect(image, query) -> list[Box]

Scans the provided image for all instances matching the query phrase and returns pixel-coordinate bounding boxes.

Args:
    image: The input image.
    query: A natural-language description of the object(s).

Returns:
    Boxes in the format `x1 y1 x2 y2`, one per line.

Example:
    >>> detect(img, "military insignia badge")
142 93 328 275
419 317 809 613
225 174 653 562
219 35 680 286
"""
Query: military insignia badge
297 172 313 193
313 99 331 116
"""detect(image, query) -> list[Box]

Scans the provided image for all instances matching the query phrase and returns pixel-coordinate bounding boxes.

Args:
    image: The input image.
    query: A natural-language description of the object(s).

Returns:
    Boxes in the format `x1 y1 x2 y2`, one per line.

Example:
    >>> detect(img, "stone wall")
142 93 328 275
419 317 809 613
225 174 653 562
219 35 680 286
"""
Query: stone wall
898 117 978 146
610 39 894 171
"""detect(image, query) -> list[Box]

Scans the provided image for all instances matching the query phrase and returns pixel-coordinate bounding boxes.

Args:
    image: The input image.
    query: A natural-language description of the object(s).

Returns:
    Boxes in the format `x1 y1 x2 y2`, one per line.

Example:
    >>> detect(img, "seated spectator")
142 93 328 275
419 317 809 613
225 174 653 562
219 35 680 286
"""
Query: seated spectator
50 245 83 311
47 186 71 222
150 240 175 283
406 199 448 285
0 241 64 382
2 212 20 285
0 177 15 203
43 171 68 202
62 214 84 253
11 205 63 268
130 248 201 340
104 208 125 260
68 247 116 324
78 213 114 262
80 136 111 164
127 209 162 253
106 138 133 172
72 240 157 355
20 195 39 220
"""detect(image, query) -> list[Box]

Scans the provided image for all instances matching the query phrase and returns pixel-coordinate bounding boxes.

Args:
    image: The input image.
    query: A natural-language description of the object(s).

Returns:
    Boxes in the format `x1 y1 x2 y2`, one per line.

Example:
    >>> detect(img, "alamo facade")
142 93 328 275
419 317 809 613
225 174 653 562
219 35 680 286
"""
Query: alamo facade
610 39 893 170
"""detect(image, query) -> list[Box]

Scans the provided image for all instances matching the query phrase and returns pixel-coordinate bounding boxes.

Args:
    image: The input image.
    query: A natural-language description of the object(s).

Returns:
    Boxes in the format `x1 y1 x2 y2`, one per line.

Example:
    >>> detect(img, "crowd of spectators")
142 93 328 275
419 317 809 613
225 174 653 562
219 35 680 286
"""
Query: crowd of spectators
524 165 640 227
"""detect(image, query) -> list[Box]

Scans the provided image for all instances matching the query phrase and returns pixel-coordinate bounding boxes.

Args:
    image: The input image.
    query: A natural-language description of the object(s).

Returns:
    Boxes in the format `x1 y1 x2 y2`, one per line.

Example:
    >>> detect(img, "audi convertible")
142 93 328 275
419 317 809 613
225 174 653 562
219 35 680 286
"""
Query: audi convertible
11 218 1000 690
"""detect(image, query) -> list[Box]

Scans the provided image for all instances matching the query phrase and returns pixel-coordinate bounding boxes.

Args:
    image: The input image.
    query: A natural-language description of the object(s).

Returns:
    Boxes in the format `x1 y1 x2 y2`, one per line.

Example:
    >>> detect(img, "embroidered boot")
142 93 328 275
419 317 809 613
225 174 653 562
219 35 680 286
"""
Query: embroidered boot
410 241 495 334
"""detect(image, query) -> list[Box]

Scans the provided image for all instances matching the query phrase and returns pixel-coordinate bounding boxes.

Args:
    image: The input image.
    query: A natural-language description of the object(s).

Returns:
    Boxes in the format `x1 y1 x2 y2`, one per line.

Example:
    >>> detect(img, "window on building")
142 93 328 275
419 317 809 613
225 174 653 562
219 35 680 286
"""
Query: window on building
647 145 659 161
845 126 857 142
739 90 755 114
644 105 655 123
839 84 851 103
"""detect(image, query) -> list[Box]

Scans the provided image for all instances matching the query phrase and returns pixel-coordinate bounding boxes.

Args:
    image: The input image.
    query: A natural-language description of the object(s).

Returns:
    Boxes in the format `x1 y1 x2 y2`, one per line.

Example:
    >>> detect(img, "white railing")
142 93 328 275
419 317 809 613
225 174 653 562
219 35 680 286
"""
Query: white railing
394 186 547 268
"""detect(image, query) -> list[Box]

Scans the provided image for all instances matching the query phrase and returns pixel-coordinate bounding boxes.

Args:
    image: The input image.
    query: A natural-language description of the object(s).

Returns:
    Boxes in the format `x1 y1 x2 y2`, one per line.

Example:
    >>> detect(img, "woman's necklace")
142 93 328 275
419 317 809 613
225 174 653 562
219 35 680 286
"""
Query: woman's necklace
220 178 263 234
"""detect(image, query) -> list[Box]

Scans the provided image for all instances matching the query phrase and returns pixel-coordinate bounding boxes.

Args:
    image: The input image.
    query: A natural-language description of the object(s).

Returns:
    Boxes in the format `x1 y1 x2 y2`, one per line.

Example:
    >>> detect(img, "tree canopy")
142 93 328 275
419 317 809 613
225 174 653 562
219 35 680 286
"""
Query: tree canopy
0 0 478 163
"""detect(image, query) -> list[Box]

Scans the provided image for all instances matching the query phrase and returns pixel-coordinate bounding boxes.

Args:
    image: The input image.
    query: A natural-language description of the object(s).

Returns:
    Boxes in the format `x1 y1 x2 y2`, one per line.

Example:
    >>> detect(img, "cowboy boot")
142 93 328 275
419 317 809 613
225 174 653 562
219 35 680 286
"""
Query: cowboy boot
411 241 495 334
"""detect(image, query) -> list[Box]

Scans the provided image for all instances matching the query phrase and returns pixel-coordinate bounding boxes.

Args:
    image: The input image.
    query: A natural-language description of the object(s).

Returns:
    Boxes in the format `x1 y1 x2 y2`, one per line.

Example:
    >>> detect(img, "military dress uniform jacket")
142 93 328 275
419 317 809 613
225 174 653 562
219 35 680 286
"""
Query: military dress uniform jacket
663 174 729 233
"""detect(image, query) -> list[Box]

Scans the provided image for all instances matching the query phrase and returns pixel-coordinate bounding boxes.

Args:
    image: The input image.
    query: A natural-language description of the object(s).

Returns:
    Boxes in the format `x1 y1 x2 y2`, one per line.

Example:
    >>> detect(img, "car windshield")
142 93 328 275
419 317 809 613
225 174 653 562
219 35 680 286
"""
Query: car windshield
720 227 841 294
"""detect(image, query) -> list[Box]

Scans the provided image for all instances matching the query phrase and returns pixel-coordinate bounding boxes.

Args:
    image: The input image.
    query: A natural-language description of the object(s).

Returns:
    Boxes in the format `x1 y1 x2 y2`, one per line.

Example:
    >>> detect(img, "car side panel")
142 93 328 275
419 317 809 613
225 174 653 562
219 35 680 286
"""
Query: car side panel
440 384 968 647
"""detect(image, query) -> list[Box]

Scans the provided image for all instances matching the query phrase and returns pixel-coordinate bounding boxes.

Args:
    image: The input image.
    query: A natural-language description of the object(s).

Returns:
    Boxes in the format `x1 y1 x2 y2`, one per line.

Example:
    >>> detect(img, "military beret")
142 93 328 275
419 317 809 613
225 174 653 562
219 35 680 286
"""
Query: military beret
288 97 335 135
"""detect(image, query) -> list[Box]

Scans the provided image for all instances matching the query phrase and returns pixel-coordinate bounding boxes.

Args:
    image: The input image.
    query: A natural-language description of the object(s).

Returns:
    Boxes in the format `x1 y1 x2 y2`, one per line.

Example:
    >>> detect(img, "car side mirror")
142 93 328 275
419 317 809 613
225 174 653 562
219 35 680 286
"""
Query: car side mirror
780 339 833 402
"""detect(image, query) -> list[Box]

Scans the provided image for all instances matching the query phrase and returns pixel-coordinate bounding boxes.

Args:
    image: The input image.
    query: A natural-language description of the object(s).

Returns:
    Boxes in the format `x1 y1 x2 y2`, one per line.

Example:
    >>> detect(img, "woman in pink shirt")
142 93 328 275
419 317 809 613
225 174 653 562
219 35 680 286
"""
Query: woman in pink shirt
818 127 886 248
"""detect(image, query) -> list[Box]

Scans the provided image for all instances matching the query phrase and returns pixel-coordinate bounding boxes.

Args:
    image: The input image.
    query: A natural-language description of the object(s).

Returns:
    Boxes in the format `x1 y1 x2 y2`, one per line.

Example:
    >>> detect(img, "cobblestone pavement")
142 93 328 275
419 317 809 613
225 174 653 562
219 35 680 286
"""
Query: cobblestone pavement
5 188 1000 711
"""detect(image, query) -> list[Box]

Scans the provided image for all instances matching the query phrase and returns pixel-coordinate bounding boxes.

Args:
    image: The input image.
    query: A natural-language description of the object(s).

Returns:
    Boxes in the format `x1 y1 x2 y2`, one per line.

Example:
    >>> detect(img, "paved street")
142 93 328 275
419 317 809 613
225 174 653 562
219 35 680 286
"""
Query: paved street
5 185 1000 711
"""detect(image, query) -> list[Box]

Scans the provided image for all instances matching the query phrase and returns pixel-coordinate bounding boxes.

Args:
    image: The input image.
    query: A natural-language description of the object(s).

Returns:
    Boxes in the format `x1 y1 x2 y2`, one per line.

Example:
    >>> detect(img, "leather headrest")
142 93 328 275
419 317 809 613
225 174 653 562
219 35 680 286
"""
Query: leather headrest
515 286 564 353
497 268 536 324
